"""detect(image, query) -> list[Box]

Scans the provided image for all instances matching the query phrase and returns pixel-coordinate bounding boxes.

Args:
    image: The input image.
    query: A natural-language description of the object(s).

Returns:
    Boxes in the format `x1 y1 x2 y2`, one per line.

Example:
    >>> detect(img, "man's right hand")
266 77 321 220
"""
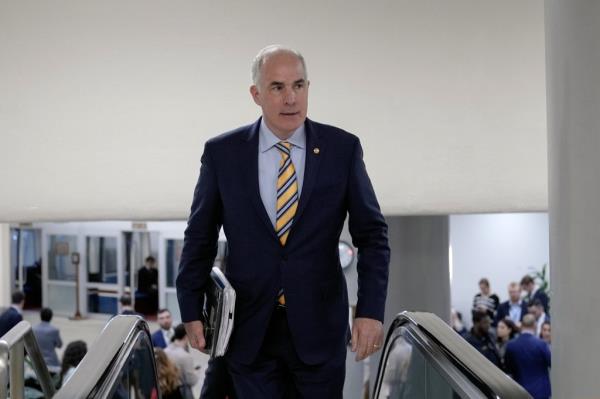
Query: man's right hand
184 320 207 353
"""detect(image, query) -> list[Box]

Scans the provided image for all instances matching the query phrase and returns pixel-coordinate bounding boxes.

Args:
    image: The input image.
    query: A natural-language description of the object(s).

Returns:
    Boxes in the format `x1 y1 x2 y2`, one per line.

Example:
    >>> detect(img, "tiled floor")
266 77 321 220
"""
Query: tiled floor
21 310 210 396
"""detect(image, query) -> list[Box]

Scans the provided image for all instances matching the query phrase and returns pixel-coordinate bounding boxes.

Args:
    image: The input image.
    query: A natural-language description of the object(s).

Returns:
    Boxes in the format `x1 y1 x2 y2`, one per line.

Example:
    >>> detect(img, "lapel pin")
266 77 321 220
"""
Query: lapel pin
313 148 320 154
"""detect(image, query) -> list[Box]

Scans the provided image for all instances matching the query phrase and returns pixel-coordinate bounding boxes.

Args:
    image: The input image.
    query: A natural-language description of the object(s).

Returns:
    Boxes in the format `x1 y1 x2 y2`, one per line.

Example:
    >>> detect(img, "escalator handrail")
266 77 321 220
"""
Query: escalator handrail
374 311 532 399
0 320 56 398
54 315 154 399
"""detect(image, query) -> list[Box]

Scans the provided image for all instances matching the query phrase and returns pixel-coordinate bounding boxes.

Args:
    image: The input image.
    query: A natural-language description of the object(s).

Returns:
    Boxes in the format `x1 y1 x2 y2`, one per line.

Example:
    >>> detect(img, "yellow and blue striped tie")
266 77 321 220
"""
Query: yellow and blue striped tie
275 141 298 306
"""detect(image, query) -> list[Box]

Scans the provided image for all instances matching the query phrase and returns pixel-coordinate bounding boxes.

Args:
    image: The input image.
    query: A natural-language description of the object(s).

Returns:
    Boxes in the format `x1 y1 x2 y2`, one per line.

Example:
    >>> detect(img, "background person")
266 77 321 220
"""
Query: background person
138 256 159 314
152 308 175 348
528 299 550 337
495 318 519 371
504 314 551 399
495 282 528 326
464 310 501 368
154 348 185 399
164 324 200 399
540 321 551 347
0 291 25 337
521 275 550 313
472 278 500 320
60 340 88 386
32 307 63 370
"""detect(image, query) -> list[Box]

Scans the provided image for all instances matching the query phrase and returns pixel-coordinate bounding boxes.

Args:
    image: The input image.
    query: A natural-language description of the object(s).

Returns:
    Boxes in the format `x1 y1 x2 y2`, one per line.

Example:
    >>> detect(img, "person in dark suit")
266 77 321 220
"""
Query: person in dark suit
505 314 551 399
119 294 142 317
152 308 174 349
528 298 551 337
464 310 501 368
176 45 390 398
494 281 529 326
521 275 550 313
32 307 63 369
0 291 25 337
137 256 159 314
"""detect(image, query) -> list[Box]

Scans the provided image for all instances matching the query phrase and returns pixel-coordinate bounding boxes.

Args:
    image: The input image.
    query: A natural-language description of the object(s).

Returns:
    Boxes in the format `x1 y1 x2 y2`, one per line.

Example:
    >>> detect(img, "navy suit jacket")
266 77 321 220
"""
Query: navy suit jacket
494 300 529 326
505 333 551 399
151 329 168 348
176 118 390 366
0 307 23 337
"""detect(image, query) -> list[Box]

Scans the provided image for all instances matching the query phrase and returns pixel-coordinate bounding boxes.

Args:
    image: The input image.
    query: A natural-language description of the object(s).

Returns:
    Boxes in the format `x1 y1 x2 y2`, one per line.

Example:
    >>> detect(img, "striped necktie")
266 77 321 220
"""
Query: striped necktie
275 141 299 246
275 141 298 306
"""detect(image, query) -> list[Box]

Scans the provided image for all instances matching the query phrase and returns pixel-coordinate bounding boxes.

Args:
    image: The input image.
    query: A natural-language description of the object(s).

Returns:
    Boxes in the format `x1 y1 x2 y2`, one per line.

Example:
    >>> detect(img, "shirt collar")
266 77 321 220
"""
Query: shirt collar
259 120 306 153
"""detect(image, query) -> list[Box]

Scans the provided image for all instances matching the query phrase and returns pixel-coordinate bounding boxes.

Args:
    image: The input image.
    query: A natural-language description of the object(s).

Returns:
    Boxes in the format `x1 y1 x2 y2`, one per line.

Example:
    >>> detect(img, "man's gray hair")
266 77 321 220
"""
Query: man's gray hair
521 314 536 329
251 45 307 86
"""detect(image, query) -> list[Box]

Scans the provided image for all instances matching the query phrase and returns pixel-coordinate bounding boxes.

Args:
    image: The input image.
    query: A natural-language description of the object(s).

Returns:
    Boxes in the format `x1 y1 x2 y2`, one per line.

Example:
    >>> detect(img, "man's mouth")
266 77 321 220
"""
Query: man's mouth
280 112 299 117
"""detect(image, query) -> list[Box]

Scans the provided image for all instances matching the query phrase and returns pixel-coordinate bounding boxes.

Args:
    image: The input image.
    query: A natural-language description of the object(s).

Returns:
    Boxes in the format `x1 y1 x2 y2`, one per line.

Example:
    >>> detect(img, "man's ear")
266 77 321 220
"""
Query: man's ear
250 85 261 106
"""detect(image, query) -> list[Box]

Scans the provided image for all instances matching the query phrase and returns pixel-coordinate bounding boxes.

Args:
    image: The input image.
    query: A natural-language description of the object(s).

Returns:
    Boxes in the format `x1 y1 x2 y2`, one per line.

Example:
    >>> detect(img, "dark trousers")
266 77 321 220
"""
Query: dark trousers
200 356 236 399
226 307 346 399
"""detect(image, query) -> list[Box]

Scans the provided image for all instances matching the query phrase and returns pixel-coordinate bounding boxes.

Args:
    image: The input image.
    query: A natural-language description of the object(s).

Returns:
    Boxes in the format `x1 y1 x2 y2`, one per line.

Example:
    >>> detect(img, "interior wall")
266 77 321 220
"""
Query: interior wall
450 213 549 328
0 0 546 221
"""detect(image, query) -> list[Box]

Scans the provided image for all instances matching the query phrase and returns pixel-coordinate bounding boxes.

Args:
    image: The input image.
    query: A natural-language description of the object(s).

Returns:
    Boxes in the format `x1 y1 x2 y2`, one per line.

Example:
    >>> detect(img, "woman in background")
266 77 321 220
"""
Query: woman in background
496 318 519 371
540 321 551 347
154 348 184 399
60 340 87 385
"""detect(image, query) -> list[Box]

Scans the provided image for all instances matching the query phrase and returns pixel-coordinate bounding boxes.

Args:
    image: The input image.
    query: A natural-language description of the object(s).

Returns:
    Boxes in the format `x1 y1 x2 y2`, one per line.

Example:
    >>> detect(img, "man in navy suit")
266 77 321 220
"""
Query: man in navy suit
505 314 551 399
0 291 25 337
494 282 529 326
521 275 550 313
151 308 174 348
176 45 390 398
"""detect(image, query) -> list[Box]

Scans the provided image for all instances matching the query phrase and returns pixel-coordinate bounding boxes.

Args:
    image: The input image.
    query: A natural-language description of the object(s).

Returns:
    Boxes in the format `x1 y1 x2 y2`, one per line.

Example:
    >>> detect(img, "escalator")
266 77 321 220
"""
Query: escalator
54 316 158 398
372 311 532 399
3 311 532 398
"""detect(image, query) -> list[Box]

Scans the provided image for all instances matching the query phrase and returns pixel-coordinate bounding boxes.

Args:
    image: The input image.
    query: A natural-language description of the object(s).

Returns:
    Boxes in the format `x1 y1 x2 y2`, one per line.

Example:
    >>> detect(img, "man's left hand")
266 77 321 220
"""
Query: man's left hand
351 317 384 361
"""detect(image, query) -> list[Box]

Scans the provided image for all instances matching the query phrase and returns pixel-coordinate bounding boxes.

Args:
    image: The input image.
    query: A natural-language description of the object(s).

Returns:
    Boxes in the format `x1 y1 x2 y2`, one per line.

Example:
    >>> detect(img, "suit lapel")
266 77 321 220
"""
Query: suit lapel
241 119 280 242
293 118 322 226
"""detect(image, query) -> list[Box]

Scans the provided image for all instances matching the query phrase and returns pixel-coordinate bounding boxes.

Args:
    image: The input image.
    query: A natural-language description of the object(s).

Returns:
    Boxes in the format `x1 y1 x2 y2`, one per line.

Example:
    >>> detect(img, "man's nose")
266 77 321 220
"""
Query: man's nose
283 88 296 105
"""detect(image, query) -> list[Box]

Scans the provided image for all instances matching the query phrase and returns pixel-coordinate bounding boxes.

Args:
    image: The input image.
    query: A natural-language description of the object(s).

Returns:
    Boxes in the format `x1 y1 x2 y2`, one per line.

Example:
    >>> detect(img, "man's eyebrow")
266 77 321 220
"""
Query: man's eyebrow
294 79 306 85
269 81 284 87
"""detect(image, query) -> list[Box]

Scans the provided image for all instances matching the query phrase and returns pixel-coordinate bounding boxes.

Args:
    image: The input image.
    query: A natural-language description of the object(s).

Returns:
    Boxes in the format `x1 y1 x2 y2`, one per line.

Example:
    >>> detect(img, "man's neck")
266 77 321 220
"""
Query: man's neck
262 119 300 141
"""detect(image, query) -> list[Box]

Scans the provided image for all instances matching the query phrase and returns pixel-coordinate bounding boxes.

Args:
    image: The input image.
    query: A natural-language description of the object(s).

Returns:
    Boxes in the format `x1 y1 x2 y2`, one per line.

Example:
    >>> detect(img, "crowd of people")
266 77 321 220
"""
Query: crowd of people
2 274 553 398
453 276 552 399
0 291 221 398
0 291 89 390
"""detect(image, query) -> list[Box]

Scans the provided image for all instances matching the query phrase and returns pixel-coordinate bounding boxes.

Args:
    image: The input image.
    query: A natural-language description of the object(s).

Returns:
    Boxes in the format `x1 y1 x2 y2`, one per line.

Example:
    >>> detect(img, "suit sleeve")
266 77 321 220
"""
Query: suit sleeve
176 142 223 323
504 344 516 377
347 138 390 323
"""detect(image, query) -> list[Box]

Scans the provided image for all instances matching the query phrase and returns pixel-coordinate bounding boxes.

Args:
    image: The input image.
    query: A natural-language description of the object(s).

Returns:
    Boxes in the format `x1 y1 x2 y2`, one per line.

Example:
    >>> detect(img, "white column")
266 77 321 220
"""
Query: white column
0 224 11 307
369 215 451 386
546 0 600 396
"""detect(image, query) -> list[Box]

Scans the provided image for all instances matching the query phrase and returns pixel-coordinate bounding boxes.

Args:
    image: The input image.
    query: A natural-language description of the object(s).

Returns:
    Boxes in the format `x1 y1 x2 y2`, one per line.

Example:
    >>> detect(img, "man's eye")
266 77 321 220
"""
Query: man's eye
295 83 304 89
272 85 283 91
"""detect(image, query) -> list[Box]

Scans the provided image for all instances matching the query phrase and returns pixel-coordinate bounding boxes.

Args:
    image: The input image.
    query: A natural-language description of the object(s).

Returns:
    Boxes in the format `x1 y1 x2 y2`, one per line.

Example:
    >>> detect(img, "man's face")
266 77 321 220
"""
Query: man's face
522 282 534 293
250 52 309 139
508 286 521 302
476 317 491 335
157 311 172 330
